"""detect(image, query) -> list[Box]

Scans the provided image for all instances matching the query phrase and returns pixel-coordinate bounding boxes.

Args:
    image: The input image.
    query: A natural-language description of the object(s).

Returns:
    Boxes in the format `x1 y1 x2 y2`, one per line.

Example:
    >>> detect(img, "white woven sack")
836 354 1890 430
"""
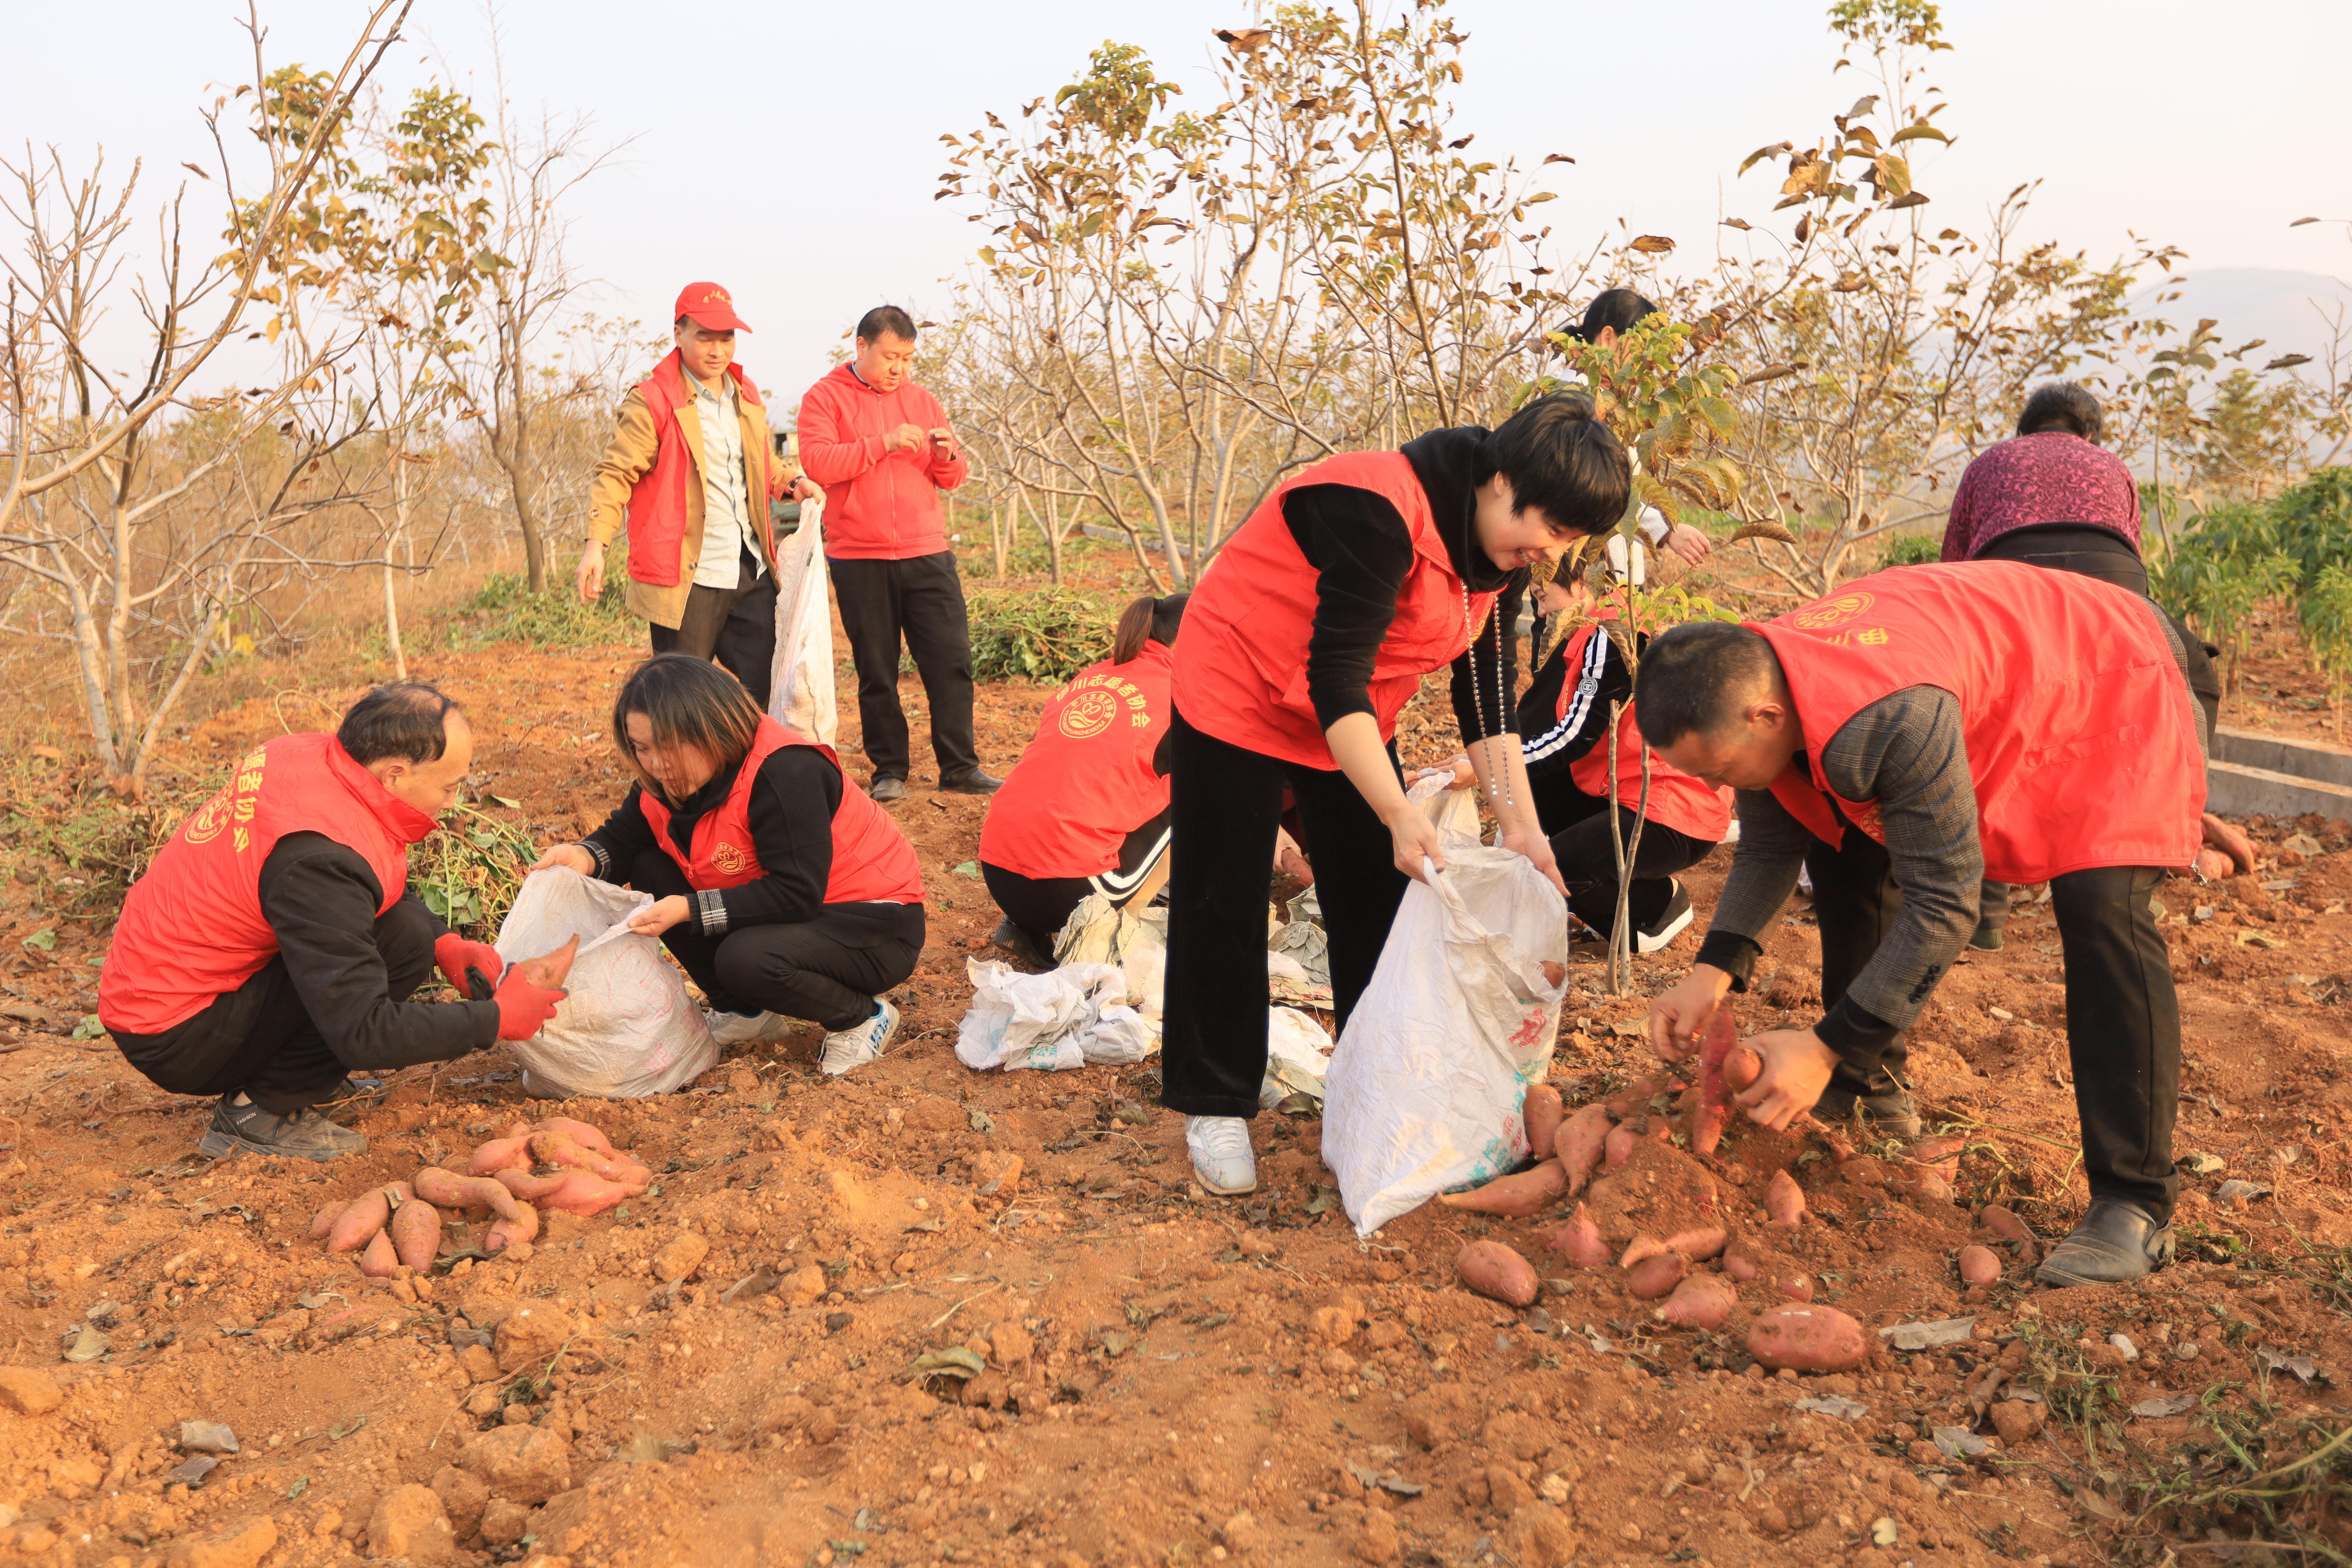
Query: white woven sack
1321 841 1569 1236
768 495 838 744
492 868 718 1098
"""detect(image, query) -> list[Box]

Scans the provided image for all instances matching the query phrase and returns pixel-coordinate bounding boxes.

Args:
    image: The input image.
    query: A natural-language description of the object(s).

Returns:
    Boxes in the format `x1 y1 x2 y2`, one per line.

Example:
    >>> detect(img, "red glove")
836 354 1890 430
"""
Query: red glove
434 933 505 1000
492 965 567 1042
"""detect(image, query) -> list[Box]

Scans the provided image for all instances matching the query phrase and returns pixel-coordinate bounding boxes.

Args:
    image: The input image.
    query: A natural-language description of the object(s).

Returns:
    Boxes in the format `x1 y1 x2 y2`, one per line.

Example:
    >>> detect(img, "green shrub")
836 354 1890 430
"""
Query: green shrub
410 800 539 939
966 586 1116 683
1880 531 1941 568
446 547 634 648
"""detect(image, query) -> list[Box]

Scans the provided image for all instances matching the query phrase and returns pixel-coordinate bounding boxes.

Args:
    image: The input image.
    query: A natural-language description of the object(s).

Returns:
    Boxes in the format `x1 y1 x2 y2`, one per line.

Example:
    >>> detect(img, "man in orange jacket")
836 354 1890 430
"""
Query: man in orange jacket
582 283 820 706
797 305 996 801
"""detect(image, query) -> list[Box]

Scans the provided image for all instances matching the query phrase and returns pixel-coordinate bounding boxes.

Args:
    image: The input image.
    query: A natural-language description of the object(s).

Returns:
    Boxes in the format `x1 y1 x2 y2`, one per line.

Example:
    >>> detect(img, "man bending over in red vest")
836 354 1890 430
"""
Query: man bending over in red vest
1635 561 2242 1287
100 684 569 1161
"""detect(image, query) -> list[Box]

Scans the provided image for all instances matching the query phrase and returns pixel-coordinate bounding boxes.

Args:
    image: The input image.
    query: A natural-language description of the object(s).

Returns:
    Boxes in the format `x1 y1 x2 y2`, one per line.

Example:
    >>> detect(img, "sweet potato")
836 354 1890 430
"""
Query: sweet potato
1747 1304 1870 1373
415 1166 539 1253
1439 1160 1567 1218
529 1130 652 1187
1456 1240 1539 1308
1689 1006 1738 1155
1653 1272 1737 1330
1764 1169 1807 1227
1775 1272 1814 1302
521 1168 642 1217
1721 1238 1761 1284
492 1167 568 1203
1902 1165 1953 1203
1980 1205 2030 1244
512 935 579 989
309 1202 345 1241
1958 1245 2001 1288
358 1228 401 1279
389 1195 442 1272
1605 1075 1664 1119
1523 1085 1565 1162
532 1115 614 1156
327 1189 392 1254
1910 1133 1968 1164
1543 1204 1612 1268
1621 1225 1727 1269
1555 1105 1613 1195
485 1200 539 1254
1723 1046 1761 1093
1603 1123 1639 1171
467 1134 534 1178
1625 1251 1687 1301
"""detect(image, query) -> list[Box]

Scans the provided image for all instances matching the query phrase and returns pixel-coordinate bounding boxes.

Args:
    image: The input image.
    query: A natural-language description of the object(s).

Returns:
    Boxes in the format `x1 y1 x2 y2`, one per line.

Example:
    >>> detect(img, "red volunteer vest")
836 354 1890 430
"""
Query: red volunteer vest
639 717 924 905
979 641 1174 880
1755 562 2203 883
1556 622 1733 842
100 733 436 1035
1175 451 1499 768
625 350 776 589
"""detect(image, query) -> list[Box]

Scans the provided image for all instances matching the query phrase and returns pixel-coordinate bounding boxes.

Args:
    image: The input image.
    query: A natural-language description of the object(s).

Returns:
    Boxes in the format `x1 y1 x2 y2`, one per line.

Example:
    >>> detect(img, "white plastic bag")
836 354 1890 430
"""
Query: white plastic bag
1406 769 1484 841
1261 1006 1333 1110
1321 842 1570 1236
492 868 718 1099
768 495 837 744
956 957 1156 1072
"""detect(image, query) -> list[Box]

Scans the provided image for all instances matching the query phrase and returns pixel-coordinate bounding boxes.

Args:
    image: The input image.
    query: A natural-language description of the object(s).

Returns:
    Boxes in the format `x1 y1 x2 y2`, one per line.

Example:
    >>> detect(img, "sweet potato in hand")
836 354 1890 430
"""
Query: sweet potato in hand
511 935 579 990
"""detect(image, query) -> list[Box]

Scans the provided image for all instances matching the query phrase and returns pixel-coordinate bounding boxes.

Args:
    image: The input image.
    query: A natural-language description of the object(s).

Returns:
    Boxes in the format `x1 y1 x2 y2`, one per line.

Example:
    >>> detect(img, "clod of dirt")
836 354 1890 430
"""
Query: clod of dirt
366 1483 456 1562
651 1230 709 1282
0 1365 63 1415
458 1423 573 1505
1583 1139 1720 1245
480 1498 531 1547
493 1303 576 1375
1988 1399 2047 1443
988 1321 1035 1366
163 1516 277 1568
431 1464 490 1538
1503 1501 1579 1568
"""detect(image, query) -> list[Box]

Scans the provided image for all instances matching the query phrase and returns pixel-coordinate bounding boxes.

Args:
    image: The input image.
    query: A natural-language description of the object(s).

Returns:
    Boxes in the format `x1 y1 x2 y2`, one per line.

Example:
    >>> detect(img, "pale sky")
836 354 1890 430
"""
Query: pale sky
9 0 2349 404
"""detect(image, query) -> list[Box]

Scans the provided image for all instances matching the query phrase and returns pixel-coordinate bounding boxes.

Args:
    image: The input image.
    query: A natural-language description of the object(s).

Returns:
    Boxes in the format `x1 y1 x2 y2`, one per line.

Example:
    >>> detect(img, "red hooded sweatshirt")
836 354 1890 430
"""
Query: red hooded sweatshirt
796 363 970 561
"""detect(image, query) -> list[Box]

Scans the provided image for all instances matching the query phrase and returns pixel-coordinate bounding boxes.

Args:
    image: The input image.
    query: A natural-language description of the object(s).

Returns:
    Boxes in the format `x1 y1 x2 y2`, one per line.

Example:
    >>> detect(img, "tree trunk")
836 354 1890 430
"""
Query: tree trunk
384 460 410 680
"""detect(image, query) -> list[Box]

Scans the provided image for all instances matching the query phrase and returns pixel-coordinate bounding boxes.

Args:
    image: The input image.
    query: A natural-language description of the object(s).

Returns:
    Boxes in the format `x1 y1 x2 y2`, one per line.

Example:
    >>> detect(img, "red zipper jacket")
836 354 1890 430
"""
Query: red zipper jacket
795 363 969 560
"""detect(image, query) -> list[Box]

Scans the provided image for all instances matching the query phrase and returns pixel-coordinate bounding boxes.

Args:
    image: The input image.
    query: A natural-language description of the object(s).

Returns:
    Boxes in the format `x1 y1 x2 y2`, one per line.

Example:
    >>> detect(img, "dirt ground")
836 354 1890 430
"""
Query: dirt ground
2 626 2351 1568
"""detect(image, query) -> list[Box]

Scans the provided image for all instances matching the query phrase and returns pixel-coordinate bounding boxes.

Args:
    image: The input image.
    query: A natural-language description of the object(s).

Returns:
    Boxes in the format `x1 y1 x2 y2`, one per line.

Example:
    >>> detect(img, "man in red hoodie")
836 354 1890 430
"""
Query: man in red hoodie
798 305 997 801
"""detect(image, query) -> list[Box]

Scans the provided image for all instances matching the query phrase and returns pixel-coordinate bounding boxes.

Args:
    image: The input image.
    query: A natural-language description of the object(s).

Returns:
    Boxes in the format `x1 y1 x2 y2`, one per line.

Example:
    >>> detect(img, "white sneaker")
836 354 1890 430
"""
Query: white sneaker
1185 1115 1258 1195
820 998 900 1076
707 1010 794 1047
1634 880 1696 954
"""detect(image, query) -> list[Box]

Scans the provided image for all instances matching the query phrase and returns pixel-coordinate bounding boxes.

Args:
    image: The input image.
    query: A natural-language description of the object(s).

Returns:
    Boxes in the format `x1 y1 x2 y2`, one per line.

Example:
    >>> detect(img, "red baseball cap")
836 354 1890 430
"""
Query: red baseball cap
673 282 750 332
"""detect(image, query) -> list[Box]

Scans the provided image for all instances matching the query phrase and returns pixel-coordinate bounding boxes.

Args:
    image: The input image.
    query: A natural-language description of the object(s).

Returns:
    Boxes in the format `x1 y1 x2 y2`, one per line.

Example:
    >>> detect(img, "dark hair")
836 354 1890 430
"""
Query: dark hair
1633 622 1779 748
1110 592 1189 664
2017 381 2102 442
337 682 462 766
1481 395 1632 538
855 305 918 345
611 654 762 802
1564 288 1660 345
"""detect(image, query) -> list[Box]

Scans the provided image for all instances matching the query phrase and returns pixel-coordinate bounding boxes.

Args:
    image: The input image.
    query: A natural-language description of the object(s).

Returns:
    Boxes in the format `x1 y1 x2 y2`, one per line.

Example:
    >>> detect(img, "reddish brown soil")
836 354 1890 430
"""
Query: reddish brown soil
0 629 2349 1568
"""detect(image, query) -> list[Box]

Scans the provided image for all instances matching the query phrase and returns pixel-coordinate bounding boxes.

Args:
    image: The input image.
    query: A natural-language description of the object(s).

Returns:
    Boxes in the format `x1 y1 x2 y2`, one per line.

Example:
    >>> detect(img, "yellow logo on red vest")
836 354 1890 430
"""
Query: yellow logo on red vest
1055 671 1152 740
1790 591 1876 630
185 747 268 850
709 841 753 876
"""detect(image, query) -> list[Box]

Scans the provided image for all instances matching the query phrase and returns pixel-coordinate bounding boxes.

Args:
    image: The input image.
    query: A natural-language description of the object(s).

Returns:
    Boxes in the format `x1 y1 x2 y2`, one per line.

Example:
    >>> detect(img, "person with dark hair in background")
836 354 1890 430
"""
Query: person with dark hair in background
1162 394 1630 1196
100 684 568 1161
582 283 821 706
798 305 995 802
1939 379 2244 948
1557 289 1717 571
531 654 926 1076
979 593 1189 963
1632 562 2249 1286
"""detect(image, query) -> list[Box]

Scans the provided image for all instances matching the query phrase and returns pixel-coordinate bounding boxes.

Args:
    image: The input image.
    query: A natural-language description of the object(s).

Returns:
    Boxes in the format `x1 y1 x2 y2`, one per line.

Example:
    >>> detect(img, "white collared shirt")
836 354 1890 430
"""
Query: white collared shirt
686 369 753 587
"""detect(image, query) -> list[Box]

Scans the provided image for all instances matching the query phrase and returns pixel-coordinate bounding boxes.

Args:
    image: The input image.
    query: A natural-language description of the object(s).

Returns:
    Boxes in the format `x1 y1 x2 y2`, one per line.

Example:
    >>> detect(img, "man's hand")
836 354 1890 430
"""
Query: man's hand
433 933 504 1000
530 844 598 877
1730 1027 1840 1131
2200 811 2255 875
1386 808 1448 884
1647 963 1733 1063
883 423 927 455
929 426 959 464
1663 524 1713 565
1500 821 1568 896
789 475 824 502
577 540 605 605
627 894 692 938
492 965 567 1042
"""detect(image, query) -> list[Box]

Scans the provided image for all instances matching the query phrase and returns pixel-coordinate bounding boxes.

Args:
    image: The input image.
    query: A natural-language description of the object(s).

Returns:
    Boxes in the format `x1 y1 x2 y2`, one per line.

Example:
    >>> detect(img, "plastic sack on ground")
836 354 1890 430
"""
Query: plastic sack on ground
1260 1006 1333 1111
1321 841 1570 1236
1052 891 1165 968
768 495 838 745
492 868 718 1098
957 957 1156 1072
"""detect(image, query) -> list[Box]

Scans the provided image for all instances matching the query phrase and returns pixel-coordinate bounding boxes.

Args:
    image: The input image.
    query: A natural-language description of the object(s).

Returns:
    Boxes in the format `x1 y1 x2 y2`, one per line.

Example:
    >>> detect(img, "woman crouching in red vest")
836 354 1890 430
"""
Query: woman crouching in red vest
977 593 1187 964
531 655 926 1076
1165 397 1631 1196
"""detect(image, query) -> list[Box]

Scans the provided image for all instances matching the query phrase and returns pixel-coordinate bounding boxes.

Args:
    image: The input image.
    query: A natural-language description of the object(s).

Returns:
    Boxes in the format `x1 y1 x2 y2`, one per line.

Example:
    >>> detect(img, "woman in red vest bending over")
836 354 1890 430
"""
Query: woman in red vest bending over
1166 397 1631 1196
531 655 925 1076
978 593 1188 964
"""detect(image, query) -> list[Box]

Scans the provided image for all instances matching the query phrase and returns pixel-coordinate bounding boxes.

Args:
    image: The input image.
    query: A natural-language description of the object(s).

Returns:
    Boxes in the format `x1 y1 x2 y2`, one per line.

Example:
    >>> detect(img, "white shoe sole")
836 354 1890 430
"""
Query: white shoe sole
1192 1159 1258 1196
1635 902 1696 954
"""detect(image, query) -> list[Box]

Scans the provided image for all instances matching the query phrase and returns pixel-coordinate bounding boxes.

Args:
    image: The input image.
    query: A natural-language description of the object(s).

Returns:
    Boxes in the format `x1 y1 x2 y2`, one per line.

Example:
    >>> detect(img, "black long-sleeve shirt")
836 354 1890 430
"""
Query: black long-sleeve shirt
1516 619 1636 778
581 746 845 935
1281 426 1528 747
257 834 499 1067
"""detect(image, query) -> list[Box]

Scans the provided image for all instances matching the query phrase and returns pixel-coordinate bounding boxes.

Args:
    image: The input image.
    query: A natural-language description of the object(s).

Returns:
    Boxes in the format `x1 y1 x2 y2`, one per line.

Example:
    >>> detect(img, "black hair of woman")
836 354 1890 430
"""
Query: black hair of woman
2016 381 2103 443
610 653 762 803
1111 593 1190 663
1563 288 1662 345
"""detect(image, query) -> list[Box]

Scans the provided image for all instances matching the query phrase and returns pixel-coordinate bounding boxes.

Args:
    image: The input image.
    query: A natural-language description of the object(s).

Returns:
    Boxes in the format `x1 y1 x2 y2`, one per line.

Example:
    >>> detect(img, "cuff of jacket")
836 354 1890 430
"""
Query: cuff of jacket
695 889 731 937
1308 688 1378 733
581 838 613 877
1694 930 1762 989
1814 997 1902 1061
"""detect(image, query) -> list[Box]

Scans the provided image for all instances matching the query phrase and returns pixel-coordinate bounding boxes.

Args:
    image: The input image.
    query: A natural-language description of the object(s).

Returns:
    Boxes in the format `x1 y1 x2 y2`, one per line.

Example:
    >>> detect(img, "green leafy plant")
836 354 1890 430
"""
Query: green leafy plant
966 587 1116 683
410 800 537 938
2301 564 2352 729
1881 531 1941 568
446 548 633 649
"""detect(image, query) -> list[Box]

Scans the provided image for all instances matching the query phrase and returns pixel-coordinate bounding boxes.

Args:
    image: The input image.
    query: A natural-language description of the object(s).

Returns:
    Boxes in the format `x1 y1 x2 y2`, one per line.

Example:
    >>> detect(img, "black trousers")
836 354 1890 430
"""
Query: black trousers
829 551 978 782
649 554 777 709
1160 710 1408 1119
1810 838 2179 1220
980 813 1171 949
1530 772 1713 936
110 899 438 1115
629 849 924 1033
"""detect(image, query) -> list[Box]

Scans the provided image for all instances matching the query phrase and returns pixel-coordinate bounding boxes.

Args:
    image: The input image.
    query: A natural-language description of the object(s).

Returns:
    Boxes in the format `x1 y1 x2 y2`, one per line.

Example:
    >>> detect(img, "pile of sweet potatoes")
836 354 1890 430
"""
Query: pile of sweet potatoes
310 1113 652 1278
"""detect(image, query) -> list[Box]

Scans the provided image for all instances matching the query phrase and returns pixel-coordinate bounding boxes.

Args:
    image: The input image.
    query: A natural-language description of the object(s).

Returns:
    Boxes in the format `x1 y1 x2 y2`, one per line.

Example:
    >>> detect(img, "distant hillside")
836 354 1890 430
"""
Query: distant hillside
2129 268 2350 363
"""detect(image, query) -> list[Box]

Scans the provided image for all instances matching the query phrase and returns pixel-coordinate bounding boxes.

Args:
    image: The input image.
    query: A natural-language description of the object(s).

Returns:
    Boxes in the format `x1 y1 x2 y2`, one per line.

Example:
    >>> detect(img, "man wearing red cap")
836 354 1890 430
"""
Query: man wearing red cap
583 284 820 704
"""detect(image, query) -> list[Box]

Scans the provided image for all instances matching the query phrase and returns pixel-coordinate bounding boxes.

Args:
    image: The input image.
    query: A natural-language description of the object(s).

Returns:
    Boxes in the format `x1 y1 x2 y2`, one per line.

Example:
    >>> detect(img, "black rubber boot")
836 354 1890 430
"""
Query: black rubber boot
196 1095 368 1162
2035 1198 2174 1287
1812 1084 1923 1139
989 919 1051 970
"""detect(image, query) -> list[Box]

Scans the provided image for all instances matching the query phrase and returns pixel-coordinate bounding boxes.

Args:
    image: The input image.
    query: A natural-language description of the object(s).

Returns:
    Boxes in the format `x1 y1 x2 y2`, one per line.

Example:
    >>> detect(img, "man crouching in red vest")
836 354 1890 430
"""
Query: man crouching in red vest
100 685 570 1161
1636 561 2236 1286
